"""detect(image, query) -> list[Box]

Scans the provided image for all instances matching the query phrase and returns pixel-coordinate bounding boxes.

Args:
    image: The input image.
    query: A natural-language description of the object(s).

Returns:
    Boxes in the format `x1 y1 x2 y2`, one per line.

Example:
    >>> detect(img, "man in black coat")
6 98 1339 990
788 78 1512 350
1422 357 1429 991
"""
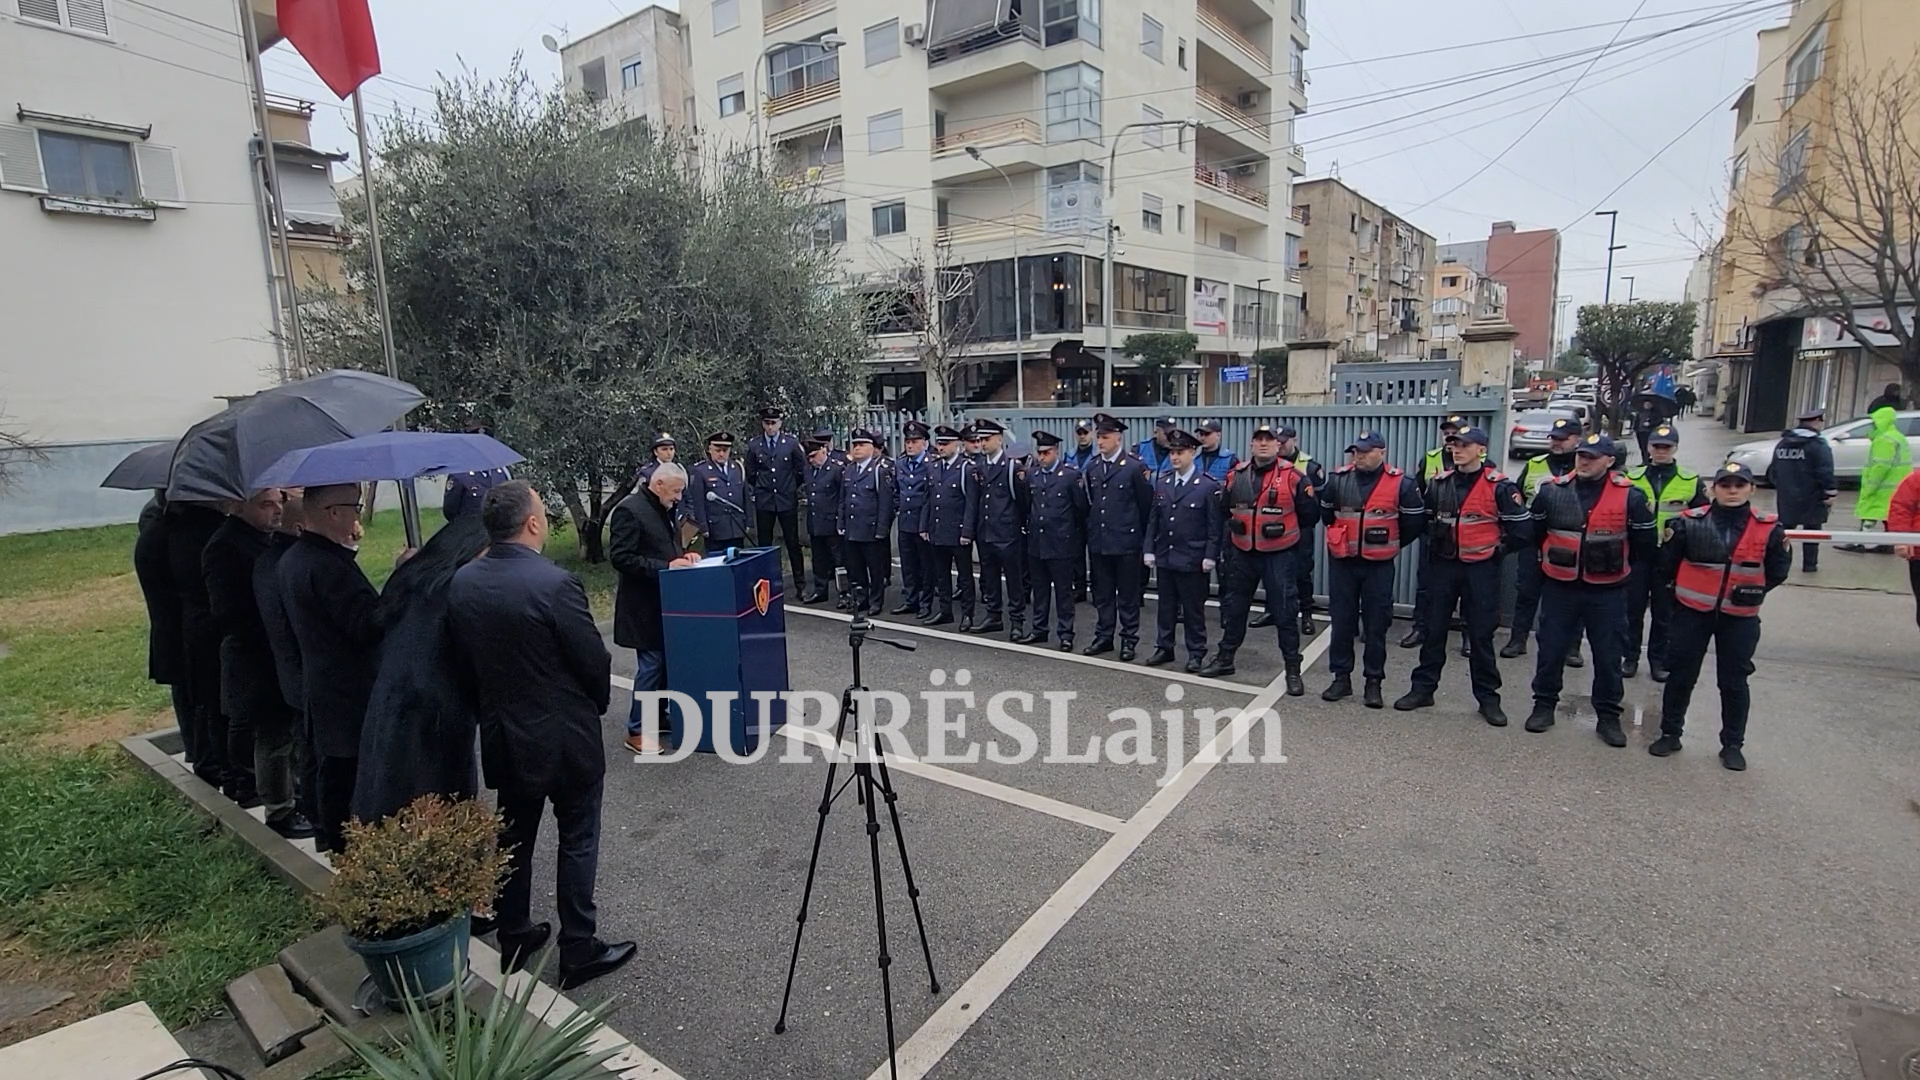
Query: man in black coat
447 480 636 990
608 463 701 755
255 492 319 832
746 406 807 589
279 483 382 853
1771 407 1837 573
802 437 845 605
133 493 193 764
202 488 298 825
443 466 511 522
166 499 230 786
838 429 896 614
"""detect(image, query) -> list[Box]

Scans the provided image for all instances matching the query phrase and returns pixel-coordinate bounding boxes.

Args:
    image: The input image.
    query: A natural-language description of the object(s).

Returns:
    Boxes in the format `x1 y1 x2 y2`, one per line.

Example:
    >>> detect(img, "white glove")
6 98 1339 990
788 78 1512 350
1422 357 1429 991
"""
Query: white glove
1143 553 1156 568
1202 558 1216 571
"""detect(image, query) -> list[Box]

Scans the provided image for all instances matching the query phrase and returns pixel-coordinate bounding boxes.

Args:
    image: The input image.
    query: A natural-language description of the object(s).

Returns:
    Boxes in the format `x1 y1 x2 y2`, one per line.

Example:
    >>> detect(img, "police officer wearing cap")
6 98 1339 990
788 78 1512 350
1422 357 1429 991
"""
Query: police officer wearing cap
1082 413 1155 662
1502 416 1584 660
801 436 844 605
964 427 988 465
969 419 1030 639
1523 432 1658 745
1404 414 1476 648
893 420 937 618
812 424 847 466
922 425 981 628
1771 406 1838 573
637 432 677 485
1206 424 1320 687
1651 460 1790 771
1066 421 1096 602
1136 418 1175 475
1624 424 1705 680
747 406 808 588
1143 428 1223 672
1393 428 1530 725
1317 429 1424 706
838 429 895 614
1021 430 1088 650
689 432 750 552
1195 420 1238 481
1251 425 1328 639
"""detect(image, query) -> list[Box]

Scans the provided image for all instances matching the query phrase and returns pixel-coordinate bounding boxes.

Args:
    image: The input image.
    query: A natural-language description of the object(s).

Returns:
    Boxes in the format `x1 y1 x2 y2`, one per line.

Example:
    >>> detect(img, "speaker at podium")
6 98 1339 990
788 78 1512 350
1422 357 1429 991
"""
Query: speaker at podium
659 546 791 754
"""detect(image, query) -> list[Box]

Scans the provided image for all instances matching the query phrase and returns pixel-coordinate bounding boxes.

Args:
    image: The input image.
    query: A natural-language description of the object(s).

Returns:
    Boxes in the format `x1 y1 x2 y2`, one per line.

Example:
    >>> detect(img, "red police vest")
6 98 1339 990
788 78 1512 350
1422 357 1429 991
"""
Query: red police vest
1672 507 1776 617
1326 466 1404 561
1539 473 1631 585
1227 459 1302 553
1434 468 1505 563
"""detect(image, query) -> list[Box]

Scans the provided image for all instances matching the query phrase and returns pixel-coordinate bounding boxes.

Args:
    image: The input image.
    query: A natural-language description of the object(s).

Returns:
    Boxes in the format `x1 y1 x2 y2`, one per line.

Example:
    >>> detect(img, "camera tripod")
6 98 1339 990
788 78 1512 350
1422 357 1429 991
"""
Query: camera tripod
774 584 941 1080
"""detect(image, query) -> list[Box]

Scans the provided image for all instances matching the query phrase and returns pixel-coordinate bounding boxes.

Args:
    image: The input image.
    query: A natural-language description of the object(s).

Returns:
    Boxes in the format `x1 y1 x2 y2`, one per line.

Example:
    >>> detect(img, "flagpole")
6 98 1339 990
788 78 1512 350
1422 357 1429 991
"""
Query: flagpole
239 0 306 378
352 87 422 549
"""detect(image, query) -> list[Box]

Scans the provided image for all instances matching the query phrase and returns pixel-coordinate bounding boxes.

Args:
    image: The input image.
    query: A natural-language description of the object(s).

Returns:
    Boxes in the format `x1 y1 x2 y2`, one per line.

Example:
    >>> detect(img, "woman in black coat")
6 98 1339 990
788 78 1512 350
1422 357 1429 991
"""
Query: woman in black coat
352 516 491 823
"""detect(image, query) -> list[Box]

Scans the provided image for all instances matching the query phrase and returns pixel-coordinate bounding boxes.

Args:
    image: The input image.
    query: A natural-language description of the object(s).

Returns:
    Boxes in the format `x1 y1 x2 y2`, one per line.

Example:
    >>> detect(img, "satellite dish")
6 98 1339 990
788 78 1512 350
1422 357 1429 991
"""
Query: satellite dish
541 33 561 53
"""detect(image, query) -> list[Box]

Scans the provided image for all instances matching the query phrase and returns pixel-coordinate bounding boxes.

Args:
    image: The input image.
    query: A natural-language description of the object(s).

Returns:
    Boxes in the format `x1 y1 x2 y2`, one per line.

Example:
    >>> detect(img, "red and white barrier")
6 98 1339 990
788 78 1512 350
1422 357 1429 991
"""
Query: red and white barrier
1783 529 1920 546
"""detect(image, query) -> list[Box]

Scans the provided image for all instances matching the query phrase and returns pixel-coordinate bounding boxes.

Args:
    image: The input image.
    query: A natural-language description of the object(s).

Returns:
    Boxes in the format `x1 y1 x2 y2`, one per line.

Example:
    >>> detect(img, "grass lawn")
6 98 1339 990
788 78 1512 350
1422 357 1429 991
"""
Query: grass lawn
0 506 621 1048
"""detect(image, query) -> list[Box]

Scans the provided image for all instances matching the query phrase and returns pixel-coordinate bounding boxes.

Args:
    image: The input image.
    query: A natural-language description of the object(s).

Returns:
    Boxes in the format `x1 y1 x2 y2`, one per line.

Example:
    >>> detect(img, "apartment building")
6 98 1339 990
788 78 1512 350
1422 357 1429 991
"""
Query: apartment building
0 0 283 532
264 94 349 301
1438 222 1561 370
1291 177 1435 360
1709 0 1920 431
1429 257 1506 362
645 0 1308 410
560 4 689 133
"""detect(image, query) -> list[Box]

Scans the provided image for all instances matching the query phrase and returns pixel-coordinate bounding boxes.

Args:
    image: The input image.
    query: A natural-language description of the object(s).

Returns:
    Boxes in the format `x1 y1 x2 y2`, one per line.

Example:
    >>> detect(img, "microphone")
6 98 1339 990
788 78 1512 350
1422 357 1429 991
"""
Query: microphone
705 490 745 514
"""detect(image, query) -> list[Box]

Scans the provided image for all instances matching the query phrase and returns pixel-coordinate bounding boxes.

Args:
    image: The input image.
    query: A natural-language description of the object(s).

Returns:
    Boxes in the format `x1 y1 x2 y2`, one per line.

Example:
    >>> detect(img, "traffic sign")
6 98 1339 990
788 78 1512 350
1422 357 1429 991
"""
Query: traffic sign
1221 366 1250 383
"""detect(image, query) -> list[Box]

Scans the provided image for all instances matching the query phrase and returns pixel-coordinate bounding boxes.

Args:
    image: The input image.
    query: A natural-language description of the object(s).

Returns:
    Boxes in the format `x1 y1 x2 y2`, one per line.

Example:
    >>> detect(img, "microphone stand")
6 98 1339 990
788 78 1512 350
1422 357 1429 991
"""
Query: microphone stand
774 583 941 1080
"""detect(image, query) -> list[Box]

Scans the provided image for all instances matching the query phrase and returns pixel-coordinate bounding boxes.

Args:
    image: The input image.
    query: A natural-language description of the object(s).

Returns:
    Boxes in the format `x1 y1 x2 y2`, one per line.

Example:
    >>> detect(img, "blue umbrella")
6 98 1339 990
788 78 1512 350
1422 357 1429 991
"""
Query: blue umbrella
252 431 525 489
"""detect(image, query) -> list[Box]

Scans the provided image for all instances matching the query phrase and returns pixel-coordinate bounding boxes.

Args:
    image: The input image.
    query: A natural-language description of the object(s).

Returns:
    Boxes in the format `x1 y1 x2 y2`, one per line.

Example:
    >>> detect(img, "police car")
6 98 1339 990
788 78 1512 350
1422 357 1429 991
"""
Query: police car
1723 410 1920 484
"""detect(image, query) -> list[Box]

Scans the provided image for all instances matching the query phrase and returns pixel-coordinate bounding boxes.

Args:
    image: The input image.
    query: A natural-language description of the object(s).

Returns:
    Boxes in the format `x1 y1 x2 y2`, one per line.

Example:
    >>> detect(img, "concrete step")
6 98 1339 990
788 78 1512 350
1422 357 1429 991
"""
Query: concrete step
225 964 324 1065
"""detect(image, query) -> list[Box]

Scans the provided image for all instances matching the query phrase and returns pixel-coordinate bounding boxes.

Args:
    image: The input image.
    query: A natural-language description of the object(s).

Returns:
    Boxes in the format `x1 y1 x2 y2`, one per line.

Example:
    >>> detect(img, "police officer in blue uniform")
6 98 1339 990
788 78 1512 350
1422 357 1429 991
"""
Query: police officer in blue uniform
1195 420 1238 480
968 419 1029 639
1145 428 1224 673
688 432 749 552
801 435 844 605
1252 425 1327 638
922 425 980 627
1135 418 1173 475
893 421 936 618
1204 423 1319 688
747 406 808 589
443 465 511 522
1393 427 1530 725
812 424 847 466
1318 430 1425 707
1770 407 1837 573
636 432 676 485
1065 421 1096 602
1083 413 1155 662
1019 430 1088 650
838 429 895 615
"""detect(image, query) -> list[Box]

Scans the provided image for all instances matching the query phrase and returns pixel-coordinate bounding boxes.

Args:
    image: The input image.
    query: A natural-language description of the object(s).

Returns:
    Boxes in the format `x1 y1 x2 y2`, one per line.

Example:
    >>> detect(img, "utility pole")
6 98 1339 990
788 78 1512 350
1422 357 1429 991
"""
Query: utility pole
1594 209 1624 304
1103 117 1197 408
967 146 1023 410
1623 275 1637 303
1253 276 1270 407
1103 221 1119 408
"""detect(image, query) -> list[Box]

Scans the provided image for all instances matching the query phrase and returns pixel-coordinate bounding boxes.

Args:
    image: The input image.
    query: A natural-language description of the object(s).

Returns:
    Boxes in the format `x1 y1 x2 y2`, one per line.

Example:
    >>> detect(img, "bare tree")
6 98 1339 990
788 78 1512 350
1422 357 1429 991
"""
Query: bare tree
874 238 984 419
1727 56 1920 398
0 404 48 494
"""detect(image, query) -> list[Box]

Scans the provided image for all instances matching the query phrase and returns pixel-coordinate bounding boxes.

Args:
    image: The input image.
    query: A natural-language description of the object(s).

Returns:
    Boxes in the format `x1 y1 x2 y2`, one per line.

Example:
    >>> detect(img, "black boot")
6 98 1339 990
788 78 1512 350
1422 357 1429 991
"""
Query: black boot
1499 631 1529 658
1566 648 1585 669
1524 703 1556 732
1144 647 1176 667
1400 625 1426 648
1392 689 1433 711
1596 716 1626 748
1184 654 1203 674
1649 660 1670 683
1198 649 1236 677
1249 609 1275 628
1119 641 1138 663
1648 734 1682 756
1321 674 1353 702
1478 700 1509 727
1362 679 1384 709
1284 657 1305 697
1298 612 1318 638
1621 657 1639 678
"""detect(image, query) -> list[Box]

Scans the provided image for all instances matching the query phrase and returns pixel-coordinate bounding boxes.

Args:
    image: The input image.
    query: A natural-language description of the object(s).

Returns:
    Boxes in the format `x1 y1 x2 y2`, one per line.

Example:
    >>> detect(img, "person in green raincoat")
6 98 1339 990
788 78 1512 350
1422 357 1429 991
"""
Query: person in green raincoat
1843 405 1914 553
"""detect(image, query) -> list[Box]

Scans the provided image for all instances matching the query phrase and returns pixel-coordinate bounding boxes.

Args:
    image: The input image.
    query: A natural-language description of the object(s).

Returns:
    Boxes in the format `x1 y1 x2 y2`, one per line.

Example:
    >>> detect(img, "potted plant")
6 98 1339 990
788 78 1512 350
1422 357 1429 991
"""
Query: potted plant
317 795 510 1009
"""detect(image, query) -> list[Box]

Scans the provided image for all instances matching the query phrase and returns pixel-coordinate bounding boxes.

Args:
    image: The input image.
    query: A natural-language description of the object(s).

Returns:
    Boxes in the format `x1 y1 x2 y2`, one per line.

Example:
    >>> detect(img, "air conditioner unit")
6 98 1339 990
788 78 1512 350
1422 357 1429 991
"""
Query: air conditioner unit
904 22 926 46
1236 90 1260 109
1232 162 1259 177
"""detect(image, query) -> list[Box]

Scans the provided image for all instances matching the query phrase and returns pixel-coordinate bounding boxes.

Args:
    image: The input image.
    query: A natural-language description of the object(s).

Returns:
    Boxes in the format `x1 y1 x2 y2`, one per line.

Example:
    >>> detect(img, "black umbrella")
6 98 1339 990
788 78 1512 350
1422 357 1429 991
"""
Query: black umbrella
166 370 425 502
99 443 175 491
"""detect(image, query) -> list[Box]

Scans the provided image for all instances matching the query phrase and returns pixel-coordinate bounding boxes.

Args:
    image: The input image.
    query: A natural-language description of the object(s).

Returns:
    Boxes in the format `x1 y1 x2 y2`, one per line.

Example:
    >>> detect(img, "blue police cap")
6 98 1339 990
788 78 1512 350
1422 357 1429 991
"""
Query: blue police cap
1548 418 1580 439
1575 432 1617 457
1648 425 1679 446
1452 426 1490 446
1346 430 1386 452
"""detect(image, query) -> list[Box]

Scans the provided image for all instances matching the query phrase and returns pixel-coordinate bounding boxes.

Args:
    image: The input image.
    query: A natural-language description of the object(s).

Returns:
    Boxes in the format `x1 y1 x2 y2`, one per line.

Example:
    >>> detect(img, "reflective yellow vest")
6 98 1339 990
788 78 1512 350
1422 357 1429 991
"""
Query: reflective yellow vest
1627 464 1700 539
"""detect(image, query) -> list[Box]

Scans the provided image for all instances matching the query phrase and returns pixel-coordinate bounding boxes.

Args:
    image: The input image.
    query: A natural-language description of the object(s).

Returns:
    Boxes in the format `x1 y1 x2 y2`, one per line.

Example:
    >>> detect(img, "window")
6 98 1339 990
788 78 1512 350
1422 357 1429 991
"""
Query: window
865 19 900 65
1233 285 1279 340
1045 161 1103 234
868 109 903 152
769 35 841 100
872 200 907 236
1043 0 1100 47
37 130 135 200
621 56 644 92
1176 204 1185 233
1292 0 1306 22
718 74 745 116
1141 193 1163 233
684 96 696 127
1177 37 1187 69
1290 40 1305 89
1114 264 1185 328
12 0 109 35
866 289 919 334
580 59 608 102
1776 125 1810 196
1217 230 1236 253
1141 104 1163 146
1044 64 1102 143
1442 275 1459 288
813 200 847 246
1349 212 1358 232
1784 24 1826 106
936 198 950 227
712 0 739 33
1730 151 1748 190
1141 15 1163 61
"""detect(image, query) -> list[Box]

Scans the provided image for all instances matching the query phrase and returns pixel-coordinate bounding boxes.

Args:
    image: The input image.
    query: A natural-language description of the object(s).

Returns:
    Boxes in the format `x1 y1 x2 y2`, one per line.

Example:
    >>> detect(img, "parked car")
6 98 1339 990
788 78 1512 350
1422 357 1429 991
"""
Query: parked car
1508 408 1580 459
1722 410 1920 485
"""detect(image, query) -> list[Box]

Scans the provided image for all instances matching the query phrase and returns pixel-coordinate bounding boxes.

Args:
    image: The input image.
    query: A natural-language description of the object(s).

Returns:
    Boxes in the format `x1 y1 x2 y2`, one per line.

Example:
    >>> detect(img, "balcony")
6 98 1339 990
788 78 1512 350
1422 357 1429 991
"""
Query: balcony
764 0 835 34
928 20 1050 91
932 117 1040 156
935 213 1041 248
1287 267 1303 283
1194 163 1269 208
765 78 841 117
1197 5 1271 76
1289 205 1308 224
1196 87 1269 146
930 117 1045 183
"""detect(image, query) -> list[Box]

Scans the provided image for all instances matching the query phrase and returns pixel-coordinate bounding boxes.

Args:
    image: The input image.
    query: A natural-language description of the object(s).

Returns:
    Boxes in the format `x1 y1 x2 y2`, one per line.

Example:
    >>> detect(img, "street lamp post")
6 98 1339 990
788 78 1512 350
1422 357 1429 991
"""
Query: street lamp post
1594 209 1625 305
1103 117 1198 408
751 33 847 159
1623 275 1637 303
967 146 1024 410
1253 275 1270 407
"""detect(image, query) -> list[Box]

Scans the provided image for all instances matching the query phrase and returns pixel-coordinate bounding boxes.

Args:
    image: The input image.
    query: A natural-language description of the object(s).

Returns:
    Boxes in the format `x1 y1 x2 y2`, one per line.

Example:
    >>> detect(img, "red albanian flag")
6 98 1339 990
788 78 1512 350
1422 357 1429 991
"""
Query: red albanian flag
277 0 382 99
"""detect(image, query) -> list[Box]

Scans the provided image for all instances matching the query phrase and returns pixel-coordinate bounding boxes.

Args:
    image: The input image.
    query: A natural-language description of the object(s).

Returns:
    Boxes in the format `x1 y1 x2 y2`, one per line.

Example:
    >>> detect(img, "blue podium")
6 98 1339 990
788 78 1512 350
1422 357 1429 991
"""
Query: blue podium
659 546 790 754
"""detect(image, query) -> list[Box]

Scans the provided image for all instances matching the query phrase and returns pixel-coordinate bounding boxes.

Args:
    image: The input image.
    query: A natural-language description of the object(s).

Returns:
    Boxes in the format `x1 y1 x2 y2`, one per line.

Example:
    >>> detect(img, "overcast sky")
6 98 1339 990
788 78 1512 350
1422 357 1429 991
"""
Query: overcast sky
267 0 1788 321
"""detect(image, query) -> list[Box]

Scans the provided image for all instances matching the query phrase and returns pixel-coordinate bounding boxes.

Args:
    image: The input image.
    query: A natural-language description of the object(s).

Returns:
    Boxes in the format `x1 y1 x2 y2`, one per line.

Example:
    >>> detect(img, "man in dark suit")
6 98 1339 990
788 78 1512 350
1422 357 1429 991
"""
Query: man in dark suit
278 482 382 853
968 419 1029 640
133 493 193 767
1145 429 1224 673
203 487 296 823
838 429 896 614
254 491 319 835
167 497 231 787
746 406 807 589
1021 430 1088 650
922 426 980 627
447 480 635 990
802 437 845 605
892 420 936 618
1082 413 1155 662
608 463 701 755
